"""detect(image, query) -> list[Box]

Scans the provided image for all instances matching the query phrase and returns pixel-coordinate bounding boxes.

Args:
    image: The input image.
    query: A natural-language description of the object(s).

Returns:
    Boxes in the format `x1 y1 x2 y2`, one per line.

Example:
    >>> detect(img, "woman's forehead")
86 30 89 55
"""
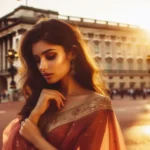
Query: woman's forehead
32 41 63 55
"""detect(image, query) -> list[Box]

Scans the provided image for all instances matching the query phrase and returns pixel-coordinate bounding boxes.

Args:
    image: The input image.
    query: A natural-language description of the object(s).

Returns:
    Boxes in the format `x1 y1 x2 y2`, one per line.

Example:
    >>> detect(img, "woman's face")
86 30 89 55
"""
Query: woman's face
32 40 71 84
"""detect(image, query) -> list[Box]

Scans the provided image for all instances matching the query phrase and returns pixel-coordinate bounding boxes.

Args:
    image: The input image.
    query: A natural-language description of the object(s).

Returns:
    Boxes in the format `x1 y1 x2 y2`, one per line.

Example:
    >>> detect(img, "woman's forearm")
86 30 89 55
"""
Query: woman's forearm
35 136 58 150
28 112 41 124
28 113 58 150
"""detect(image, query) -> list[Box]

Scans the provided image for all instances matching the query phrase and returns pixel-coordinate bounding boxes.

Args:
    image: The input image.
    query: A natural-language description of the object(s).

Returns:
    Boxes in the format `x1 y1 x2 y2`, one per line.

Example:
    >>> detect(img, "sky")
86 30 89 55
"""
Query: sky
0 0 150 30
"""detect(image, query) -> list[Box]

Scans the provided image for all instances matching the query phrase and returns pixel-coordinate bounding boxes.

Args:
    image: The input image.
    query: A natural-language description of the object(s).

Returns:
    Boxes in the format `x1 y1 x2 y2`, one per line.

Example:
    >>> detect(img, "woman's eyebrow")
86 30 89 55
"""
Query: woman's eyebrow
41 49 56 55
33 48 56 56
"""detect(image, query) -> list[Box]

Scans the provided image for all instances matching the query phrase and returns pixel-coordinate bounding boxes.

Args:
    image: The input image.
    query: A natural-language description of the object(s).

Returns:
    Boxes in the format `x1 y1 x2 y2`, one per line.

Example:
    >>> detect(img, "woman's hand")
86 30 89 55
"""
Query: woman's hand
29 89 66 124
19 119 42 146
19 119 57 150
33 89 66 115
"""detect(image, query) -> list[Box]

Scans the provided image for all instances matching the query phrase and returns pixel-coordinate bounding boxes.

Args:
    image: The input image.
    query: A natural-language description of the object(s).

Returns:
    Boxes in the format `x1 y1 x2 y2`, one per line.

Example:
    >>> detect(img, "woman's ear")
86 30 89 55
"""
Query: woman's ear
68 45 77 61
68 52 76 61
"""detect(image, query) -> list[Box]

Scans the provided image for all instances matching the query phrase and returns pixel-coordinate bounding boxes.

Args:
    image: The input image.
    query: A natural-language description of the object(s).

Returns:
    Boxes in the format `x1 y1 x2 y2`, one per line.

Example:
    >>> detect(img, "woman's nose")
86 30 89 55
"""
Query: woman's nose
39 59 48 72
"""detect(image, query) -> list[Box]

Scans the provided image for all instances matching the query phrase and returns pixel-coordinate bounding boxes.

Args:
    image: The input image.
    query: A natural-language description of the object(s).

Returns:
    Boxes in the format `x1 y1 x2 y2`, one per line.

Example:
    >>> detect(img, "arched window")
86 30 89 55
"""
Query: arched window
105 54 113 70
127 56 134 70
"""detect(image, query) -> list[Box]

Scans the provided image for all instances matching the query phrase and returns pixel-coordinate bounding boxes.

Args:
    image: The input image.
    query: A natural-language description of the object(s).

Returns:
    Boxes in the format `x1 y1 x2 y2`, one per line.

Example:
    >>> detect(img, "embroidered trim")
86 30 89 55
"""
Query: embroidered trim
48 95 112 132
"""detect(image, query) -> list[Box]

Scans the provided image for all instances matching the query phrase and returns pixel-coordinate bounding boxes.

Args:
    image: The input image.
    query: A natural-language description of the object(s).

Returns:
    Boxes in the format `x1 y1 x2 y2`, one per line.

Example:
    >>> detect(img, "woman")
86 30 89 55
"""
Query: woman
2 19 126 150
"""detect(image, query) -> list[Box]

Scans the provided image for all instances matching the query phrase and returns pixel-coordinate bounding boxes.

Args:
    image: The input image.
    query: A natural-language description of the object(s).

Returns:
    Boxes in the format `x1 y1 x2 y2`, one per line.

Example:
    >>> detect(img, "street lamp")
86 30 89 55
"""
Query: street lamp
6 49 18 101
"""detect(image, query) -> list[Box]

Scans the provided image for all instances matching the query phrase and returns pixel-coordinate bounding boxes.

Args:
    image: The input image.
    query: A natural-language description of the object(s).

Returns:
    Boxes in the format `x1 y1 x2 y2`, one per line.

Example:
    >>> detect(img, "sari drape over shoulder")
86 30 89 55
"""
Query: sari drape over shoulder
2 95 126 150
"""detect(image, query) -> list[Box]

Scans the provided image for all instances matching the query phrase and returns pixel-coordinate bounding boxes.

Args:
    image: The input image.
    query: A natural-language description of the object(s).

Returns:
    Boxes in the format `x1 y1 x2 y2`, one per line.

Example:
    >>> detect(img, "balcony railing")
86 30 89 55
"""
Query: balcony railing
105 70 150 75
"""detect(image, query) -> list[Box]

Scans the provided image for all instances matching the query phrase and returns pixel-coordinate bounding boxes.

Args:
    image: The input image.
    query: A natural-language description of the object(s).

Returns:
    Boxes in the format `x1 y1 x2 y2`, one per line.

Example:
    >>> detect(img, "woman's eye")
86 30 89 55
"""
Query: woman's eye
46 54 56 60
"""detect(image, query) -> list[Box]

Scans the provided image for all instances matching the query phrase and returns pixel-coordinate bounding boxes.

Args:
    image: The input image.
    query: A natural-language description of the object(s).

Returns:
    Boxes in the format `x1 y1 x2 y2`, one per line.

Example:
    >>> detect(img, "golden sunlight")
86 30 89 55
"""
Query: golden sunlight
124 125 150 141
142 126 150 135
124 125 150 149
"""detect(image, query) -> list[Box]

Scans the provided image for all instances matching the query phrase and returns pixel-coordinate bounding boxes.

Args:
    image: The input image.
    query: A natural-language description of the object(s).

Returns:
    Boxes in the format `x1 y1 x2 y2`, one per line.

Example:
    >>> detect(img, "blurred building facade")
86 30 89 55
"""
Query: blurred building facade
0 5 150 93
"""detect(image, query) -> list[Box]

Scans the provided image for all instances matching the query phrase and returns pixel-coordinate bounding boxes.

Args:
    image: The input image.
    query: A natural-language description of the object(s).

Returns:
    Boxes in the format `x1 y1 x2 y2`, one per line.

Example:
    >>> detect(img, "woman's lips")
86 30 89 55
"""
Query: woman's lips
43 73 54 79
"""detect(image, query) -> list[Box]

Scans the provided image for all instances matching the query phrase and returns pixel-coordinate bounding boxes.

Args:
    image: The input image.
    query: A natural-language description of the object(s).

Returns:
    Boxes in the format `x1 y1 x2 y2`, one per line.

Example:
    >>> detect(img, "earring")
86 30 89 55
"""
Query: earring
70 57 76 75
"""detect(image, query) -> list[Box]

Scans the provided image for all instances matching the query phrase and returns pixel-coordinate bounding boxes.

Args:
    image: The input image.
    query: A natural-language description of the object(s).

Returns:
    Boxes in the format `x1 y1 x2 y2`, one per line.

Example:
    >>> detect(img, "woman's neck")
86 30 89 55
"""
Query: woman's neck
59 74 89 97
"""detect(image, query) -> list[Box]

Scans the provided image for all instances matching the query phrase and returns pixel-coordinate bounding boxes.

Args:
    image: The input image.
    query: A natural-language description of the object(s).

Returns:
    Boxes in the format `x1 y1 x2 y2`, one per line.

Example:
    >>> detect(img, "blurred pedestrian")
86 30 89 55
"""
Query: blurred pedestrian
142 88 147 99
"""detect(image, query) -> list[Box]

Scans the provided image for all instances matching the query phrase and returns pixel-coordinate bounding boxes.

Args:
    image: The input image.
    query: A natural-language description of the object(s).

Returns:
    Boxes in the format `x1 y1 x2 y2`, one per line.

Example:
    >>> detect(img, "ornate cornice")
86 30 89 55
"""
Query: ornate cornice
94 56 101 62
105 40 111 45
116 41 121 46
93 38 100 44
127 56 134 62
105 54 113 62
116 55 124 62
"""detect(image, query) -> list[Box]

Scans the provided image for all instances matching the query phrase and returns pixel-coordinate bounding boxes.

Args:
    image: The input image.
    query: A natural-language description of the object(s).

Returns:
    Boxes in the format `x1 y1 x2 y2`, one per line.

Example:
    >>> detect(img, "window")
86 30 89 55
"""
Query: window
130 76 133 79
138 62 143 70
106 60 112 70
120 76 124 79
120 82 125 89
109 82 114 89
117 61 123 70
140 76 143 79
94 41 99 53
105 42 110 52
109 76 113 79
140 82 145 88
130 82 135 88
128 61 133 70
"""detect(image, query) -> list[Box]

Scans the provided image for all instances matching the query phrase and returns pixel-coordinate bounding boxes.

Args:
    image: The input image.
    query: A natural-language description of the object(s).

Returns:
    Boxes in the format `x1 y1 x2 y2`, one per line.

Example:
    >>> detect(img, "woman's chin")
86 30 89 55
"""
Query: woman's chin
46 78 59 84
47 80 56 84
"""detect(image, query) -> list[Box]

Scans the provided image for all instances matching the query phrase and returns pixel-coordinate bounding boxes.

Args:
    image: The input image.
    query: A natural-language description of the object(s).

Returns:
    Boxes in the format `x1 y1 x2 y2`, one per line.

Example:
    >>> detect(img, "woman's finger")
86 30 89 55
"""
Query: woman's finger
56 98 61 109
56 97 64 109
58 92 66 100
48 93 65 109
60 99 65 107
52 90 66 100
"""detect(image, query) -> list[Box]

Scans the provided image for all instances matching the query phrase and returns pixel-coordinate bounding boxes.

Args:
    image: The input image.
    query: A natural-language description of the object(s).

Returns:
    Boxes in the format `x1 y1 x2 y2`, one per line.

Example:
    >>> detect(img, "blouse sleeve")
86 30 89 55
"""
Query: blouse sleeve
74 109 127 150
2 118 37 150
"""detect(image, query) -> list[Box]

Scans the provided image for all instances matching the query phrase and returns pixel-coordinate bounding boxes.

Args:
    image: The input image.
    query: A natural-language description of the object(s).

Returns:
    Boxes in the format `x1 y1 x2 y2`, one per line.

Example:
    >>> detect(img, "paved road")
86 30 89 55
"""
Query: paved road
0 97 150 150
112 98 150 150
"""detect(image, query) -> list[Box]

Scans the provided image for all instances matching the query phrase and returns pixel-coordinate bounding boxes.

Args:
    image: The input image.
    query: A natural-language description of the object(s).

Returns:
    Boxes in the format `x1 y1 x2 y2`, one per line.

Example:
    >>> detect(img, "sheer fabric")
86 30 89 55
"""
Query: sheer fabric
2 95 126 150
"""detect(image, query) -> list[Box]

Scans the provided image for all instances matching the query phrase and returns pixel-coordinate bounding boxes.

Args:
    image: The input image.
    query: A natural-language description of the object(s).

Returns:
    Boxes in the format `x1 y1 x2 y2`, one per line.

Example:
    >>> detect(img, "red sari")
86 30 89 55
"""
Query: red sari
2 95 126 150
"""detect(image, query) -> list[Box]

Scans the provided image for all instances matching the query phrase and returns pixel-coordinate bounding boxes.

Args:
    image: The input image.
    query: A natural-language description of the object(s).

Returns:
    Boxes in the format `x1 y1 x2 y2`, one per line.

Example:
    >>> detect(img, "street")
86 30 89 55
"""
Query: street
113 97 150 150
0 96 150 150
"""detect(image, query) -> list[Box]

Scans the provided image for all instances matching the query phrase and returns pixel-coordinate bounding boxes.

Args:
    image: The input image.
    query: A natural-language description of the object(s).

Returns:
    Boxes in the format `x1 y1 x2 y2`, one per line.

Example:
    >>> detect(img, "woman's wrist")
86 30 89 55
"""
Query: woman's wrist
28 111 41 124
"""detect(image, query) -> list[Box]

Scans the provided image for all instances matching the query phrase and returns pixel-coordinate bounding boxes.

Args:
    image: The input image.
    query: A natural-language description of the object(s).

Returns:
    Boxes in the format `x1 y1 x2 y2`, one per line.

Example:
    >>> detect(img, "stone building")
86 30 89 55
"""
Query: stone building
0 5 150 94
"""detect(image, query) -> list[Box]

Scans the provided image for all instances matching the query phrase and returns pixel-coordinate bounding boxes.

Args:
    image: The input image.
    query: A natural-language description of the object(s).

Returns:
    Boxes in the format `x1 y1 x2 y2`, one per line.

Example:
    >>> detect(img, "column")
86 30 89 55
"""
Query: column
10 34 13 49
4 37 8 71
4 37 8 70
2 38 5 70
12 31 18 50
7 35 11 69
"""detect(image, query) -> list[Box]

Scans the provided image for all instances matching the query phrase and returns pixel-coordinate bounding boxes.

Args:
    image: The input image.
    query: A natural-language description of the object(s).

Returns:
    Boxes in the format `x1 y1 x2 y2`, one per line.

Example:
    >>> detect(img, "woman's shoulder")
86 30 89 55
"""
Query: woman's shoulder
87 92 112 111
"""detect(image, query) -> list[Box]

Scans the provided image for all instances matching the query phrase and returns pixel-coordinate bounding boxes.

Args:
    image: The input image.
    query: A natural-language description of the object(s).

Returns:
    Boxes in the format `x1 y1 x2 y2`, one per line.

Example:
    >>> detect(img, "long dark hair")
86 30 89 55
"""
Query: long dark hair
18 19 108 136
